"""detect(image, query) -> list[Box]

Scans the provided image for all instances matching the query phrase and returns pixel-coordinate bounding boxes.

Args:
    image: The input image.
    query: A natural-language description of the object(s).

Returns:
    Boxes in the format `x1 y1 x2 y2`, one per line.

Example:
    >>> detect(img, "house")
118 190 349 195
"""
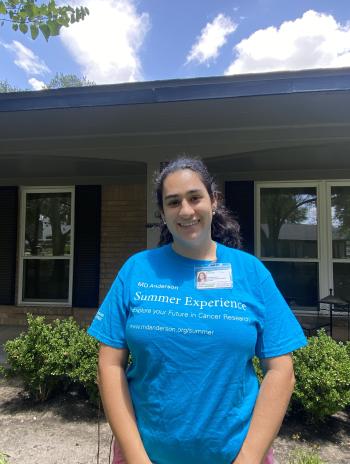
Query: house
1 67 350 338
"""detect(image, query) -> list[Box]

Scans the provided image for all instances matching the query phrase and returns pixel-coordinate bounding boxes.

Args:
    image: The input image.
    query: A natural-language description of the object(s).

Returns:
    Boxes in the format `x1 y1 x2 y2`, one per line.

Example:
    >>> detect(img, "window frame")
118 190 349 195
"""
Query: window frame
326 181 350 298
255 181 320 311
255 180 350 308
18 186 75 306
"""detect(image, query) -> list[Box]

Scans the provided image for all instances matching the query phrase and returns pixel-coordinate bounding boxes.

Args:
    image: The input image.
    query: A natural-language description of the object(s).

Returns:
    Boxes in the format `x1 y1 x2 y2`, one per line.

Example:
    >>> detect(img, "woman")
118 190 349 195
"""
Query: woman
197 271 207 282
88 157 307 464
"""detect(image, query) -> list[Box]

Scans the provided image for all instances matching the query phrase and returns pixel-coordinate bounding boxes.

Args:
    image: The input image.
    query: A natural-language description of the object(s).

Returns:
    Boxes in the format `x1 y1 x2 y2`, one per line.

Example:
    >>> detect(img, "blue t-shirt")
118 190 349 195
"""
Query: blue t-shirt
88 243 307 464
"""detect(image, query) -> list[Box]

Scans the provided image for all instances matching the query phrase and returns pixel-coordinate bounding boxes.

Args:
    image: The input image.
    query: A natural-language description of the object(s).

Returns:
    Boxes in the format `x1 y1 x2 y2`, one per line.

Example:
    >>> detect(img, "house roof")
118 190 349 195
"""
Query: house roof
1 67 350 112
1 67 350 182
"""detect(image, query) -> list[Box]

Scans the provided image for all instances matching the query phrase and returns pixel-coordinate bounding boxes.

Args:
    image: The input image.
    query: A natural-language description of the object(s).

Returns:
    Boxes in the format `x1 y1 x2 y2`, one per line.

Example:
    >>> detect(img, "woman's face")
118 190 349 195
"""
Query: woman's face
161 169 216 251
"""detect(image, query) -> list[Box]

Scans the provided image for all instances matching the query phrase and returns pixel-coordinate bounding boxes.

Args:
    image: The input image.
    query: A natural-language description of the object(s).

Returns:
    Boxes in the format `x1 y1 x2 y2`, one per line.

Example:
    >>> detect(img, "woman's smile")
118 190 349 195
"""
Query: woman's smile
177 219 200 227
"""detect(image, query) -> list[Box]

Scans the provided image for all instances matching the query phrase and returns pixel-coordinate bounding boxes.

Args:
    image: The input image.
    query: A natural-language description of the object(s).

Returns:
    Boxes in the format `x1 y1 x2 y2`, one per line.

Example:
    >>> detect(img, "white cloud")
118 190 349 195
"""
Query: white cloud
186 13 237 65
226 10 350 75
1 40 50 75
59 0 150 84
28 78 46 90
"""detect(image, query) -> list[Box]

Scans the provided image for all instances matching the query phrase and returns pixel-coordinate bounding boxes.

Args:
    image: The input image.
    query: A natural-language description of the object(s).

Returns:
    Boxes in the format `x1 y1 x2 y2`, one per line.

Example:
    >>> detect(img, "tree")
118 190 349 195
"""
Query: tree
0 74 95 92
0 1 89 41
260 189 317 257
0 79 21 92
45 72 95 88
25 193 71 257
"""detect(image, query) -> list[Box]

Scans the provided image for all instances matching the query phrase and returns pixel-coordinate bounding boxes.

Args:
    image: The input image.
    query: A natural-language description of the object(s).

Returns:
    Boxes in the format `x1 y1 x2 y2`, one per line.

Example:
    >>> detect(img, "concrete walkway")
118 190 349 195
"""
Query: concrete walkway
0 325 25 365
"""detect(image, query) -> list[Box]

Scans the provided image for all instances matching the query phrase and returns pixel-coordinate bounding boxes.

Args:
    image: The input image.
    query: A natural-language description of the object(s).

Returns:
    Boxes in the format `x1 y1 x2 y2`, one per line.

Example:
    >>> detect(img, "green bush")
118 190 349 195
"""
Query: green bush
252 356 263 383
288 447 326 464
3 314 99 403
65 323 100 405
346 340 350 358
0 452 9 464
252 331 350 422
291 329 350 422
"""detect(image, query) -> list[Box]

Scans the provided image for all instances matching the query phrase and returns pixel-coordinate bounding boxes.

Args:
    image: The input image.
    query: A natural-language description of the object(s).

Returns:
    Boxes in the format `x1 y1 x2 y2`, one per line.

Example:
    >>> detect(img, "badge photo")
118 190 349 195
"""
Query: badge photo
195 263 233 289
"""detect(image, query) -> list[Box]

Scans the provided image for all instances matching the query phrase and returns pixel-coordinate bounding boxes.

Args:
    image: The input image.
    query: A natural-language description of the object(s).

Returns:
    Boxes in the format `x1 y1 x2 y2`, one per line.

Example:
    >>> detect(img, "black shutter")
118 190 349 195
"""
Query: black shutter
225 181 255 254
73 186 101 307
0 187 18 304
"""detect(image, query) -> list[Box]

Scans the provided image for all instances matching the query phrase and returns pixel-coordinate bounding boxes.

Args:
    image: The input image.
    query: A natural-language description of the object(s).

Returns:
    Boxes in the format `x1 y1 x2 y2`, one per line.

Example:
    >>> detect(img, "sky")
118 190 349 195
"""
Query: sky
1 0 350 90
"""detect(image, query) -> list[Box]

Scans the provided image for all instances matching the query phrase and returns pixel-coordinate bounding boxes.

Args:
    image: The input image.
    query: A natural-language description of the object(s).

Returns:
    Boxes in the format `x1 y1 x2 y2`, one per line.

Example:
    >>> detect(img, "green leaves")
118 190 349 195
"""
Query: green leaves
3 314 99 403
39 22 50 40
45 72 95 89
47 19 61 36
0 74 95 93
19 21 28 33
287 447 326 464
0 1 90 40
30 23 38 39
291 330 350 422
0 79 21 92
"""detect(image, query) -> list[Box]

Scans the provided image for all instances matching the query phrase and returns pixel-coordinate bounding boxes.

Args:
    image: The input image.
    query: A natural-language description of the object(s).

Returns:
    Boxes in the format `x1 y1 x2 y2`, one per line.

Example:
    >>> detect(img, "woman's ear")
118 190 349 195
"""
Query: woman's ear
211 192 218 212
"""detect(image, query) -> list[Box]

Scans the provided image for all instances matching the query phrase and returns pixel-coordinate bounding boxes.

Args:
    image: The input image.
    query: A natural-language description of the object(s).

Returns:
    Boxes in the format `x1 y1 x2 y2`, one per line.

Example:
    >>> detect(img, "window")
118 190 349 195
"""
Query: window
329 184 350 302
256 181 350 310
18 187 75 305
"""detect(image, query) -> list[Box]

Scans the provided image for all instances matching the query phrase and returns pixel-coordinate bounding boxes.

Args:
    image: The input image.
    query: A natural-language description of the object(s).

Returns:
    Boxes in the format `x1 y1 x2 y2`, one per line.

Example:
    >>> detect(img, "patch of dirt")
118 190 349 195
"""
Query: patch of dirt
0 377 112 464
0 376 349 463
274 409 350 463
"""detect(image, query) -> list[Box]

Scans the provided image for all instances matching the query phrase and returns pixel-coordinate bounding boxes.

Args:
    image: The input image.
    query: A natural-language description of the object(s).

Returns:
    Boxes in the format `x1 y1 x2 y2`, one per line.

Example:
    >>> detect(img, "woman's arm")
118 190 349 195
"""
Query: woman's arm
98 343 152 464
233 353 295 464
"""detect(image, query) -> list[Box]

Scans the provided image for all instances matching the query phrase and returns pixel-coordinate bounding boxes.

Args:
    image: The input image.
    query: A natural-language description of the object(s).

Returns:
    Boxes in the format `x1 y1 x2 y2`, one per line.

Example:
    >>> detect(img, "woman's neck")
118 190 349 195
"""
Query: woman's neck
171 239 217 261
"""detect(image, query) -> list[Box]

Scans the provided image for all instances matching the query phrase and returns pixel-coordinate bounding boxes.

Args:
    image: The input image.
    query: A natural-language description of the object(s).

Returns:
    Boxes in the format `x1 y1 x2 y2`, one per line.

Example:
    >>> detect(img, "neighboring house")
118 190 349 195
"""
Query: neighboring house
1 67 350 330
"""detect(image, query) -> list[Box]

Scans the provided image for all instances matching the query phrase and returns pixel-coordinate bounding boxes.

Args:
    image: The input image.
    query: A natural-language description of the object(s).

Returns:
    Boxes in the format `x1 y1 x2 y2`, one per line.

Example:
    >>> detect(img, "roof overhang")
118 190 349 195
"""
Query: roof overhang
1 67 350 180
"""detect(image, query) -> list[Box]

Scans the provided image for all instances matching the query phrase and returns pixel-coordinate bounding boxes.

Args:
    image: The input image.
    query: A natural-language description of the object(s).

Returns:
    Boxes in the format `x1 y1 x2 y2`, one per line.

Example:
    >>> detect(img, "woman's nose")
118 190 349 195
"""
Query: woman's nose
179 200 195 216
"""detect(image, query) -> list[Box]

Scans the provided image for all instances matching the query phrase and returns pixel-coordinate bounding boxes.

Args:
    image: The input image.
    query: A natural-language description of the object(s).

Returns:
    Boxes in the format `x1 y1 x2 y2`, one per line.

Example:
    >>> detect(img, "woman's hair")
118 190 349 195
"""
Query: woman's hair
154 157 241 249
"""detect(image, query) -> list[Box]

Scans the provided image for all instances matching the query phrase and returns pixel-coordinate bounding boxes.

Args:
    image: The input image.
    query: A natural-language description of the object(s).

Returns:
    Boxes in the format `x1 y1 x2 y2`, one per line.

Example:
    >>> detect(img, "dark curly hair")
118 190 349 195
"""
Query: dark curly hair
154 157 241 249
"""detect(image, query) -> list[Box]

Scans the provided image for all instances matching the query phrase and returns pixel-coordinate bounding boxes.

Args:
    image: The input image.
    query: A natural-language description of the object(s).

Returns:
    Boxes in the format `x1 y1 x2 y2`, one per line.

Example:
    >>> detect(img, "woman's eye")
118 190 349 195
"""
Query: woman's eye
168 200 179 207
191 196 201 202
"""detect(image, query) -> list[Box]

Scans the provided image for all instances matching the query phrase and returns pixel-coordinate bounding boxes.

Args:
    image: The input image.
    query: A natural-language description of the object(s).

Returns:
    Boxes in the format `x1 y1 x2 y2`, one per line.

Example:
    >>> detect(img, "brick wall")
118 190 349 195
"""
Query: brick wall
0 305 96 328
99 182 147 303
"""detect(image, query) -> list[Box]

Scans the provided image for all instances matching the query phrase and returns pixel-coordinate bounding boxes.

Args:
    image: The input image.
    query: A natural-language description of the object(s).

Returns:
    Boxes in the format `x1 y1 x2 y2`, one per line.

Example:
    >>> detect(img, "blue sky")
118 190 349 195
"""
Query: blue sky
1 0 350 90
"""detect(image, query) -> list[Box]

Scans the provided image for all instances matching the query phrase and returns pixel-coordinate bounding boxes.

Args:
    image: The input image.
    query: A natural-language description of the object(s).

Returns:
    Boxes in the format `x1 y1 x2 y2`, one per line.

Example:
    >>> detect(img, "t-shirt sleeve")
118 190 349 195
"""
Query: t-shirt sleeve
254 265 307 359
87 268 129 349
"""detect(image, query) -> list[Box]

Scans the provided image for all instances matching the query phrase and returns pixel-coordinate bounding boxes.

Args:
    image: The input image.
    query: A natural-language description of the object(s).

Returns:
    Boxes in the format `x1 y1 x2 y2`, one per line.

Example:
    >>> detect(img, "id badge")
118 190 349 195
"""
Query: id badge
195 263 233 289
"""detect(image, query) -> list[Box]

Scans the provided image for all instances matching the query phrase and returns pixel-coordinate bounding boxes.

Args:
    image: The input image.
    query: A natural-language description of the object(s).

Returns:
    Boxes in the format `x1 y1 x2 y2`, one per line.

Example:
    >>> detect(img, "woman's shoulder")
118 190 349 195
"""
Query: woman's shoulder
120 245 171 271
217 243 257 262
217 243 269 279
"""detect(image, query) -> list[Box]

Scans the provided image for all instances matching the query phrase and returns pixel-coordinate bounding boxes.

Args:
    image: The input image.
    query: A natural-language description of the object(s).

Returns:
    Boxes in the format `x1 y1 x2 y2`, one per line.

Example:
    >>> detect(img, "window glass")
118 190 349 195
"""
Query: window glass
333 263 350 302
263 261 319 308
21 189 73 304
22 259 70 301
260 187 317 258
25 192 71 257
331 186 350 259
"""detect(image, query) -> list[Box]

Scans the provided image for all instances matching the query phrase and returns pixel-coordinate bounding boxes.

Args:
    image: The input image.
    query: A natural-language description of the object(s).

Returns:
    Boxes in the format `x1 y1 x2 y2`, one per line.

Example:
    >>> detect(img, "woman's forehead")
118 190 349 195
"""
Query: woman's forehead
162 169 206 193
